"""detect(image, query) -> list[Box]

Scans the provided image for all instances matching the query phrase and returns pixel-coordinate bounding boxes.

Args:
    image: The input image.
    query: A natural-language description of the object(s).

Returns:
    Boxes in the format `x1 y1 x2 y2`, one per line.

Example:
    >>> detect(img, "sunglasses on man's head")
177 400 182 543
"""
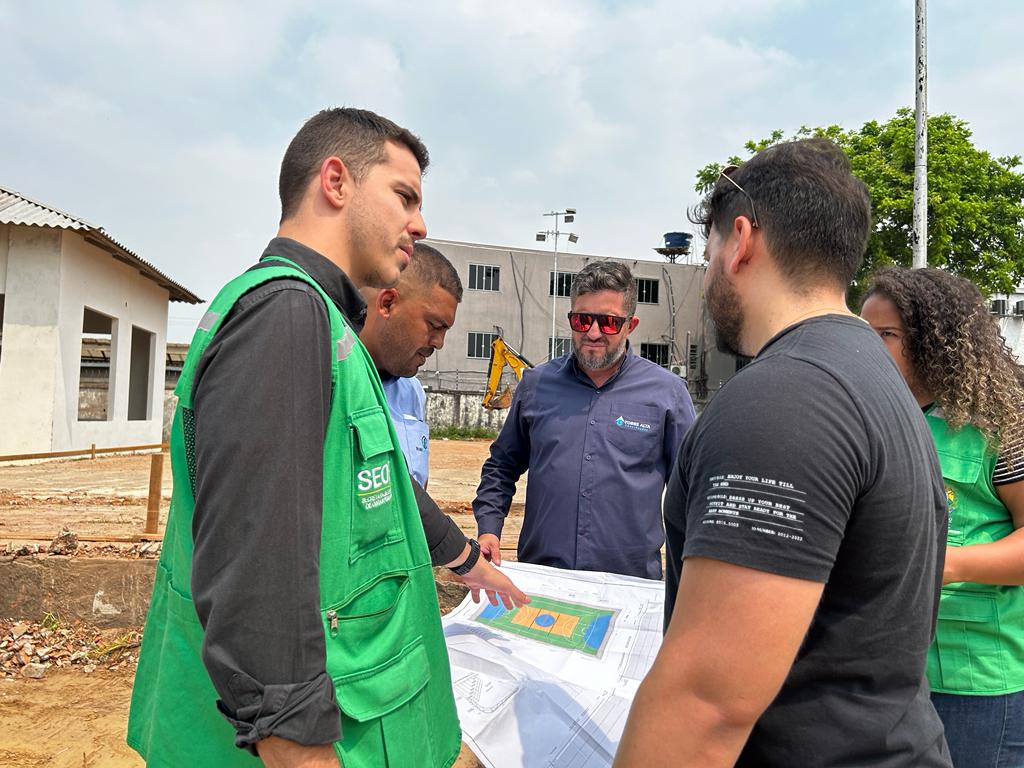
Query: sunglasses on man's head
567 312 631 334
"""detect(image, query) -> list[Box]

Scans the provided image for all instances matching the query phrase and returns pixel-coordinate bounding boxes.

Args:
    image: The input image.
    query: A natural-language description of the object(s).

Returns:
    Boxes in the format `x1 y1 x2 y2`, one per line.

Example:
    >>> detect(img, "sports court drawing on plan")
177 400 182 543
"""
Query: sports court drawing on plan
475 595 618 657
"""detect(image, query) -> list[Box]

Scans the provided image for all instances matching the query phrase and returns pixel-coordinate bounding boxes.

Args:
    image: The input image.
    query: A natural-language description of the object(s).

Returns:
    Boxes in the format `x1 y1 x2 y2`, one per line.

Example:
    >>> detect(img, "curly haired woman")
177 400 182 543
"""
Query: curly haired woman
862 267 1024 768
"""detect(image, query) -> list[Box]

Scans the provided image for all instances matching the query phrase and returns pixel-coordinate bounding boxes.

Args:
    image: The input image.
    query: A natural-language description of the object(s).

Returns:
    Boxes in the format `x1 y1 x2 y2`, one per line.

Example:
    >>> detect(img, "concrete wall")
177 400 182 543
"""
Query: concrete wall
0 557 156 629
0 222 8 293
424 390 509 432
56 233 169 450
0 226 63 454
0 226 170 455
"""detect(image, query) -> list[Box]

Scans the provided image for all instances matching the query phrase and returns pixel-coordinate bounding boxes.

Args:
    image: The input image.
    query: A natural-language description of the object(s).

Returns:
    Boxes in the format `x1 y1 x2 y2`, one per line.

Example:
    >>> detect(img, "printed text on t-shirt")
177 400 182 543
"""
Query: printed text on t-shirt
702 474 808 542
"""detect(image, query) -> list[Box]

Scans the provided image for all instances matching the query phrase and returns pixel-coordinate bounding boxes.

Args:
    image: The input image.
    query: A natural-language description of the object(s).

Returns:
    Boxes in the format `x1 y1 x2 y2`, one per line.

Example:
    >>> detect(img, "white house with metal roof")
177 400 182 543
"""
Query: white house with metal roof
0 186 200 456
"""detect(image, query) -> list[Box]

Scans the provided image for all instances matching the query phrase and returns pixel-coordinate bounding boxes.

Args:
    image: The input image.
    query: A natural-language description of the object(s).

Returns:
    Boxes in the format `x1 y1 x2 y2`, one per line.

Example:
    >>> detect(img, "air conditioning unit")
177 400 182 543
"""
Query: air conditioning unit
669 363 687 378
991 299 1008 316
1014 301 1024 316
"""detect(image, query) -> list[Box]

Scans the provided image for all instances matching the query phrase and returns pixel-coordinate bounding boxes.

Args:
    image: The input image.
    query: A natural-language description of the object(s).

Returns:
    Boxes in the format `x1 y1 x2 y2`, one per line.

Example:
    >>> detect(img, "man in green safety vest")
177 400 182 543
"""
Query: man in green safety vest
127 108 465 767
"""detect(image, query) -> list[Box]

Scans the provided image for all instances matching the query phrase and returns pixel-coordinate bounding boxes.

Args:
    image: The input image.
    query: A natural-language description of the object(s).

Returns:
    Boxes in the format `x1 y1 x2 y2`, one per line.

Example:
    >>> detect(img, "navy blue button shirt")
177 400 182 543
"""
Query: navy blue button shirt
473 347 696 579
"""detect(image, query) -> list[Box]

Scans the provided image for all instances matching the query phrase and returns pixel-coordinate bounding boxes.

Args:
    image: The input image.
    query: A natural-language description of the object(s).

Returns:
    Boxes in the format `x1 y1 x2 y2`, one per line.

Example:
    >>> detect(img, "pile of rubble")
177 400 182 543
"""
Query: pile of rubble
0 617 142 680
2 527 161 560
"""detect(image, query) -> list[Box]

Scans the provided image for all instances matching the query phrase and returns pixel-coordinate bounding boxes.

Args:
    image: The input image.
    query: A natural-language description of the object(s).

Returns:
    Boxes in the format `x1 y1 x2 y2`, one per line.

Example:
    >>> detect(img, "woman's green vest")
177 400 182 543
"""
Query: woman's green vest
925 406 1024 695
126 257 462 766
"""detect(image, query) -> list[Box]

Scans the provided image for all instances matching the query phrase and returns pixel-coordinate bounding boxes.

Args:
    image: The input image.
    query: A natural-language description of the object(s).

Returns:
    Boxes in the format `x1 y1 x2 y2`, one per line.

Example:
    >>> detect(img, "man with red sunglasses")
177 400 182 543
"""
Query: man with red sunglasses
472 261 696 580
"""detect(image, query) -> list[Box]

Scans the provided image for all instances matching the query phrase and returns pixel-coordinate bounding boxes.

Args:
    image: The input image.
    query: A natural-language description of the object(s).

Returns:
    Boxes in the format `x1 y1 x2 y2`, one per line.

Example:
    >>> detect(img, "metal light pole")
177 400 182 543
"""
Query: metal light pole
537 209 579 359
912 0 928 269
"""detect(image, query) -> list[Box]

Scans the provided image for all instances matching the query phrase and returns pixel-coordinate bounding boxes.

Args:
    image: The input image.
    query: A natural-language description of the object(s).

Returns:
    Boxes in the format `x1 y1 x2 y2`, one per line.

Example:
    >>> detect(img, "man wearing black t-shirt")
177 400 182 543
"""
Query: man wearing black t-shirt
614 140 952 767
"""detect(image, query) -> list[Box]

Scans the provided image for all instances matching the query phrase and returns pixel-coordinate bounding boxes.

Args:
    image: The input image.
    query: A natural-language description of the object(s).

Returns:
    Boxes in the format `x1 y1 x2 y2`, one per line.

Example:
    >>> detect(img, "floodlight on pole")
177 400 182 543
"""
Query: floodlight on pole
539 208 580 359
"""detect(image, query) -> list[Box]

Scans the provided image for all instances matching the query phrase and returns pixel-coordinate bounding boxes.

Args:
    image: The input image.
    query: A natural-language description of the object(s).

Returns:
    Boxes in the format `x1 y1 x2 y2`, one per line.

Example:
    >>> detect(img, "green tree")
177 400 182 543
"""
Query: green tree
695 109 1024 298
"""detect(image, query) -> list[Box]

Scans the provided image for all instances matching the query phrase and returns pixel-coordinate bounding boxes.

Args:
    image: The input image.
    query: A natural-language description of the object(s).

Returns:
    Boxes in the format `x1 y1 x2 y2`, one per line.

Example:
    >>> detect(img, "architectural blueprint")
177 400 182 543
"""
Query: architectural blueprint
442 562 664 768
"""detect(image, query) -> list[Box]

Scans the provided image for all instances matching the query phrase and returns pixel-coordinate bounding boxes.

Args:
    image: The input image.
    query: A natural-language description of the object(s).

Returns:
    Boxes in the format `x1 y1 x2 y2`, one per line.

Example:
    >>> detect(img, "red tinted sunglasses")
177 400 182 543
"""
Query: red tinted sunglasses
567 312 631 334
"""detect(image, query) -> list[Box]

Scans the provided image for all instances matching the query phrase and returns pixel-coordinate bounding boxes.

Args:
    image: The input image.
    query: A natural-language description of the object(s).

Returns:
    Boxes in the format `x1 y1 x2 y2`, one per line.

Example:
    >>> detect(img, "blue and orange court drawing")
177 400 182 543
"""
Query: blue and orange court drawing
476 596 617 657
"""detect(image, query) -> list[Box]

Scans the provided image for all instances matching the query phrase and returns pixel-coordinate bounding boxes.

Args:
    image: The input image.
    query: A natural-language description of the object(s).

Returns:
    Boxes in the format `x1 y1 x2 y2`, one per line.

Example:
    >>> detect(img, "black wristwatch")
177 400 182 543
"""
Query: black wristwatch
449 538 481 576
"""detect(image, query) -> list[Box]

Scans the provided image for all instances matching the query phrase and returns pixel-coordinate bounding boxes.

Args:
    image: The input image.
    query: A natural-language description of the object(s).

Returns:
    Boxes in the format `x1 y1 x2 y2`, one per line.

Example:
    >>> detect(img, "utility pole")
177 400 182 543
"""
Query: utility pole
536 209 579 359
912 0 928 269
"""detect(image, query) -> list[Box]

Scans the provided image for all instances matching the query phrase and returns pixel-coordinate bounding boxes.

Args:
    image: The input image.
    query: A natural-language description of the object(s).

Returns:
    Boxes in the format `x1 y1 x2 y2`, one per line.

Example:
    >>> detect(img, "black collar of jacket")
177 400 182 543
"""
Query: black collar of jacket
257 237 368 332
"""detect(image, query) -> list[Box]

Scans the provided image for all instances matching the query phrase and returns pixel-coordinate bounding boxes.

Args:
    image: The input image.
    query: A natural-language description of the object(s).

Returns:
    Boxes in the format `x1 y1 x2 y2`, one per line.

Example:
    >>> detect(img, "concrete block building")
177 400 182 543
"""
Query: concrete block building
0 186 200 456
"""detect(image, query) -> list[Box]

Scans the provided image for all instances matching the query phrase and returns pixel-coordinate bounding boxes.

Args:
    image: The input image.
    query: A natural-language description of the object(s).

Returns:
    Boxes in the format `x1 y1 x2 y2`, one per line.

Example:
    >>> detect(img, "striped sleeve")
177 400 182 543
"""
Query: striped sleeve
993 430 1024 485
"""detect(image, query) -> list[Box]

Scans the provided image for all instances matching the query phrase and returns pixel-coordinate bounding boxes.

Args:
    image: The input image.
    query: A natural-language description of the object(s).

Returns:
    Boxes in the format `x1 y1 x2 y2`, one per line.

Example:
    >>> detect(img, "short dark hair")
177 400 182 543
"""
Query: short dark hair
569 261 637 316
279 107 429 222
690 138 871 290
407 242 463 302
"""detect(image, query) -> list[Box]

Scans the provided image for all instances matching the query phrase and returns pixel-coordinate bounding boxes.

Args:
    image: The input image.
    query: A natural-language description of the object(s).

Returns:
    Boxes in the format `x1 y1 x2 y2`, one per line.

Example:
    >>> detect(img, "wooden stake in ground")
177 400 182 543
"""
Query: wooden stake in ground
144 453 164 535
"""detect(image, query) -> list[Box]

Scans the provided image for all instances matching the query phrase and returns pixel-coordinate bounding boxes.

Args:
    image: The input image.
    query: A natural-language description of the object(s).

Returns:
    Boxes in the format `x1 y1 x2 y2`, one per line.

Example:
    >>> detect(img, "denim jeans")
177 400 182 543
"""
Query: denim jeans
931 691 1024 768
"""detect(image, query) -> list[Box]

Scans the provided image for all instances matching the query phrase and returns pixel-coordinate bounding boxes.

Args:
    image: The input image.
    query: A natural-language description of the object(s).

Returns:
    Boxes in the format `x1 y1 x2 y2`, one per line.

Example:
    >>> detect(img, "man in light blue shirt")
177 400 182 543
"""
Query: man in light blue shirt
381 373 430 486
360 241 461 488
361 243 527 605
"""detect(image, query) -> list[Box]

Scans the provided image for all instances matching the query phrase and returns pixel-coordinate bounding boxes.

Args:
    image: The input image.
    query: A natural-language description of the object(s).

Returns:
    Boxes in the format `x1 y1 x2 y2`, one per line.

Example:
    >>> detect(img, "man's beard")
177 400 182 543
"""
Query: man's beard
706 260 745 357
573 337 628 370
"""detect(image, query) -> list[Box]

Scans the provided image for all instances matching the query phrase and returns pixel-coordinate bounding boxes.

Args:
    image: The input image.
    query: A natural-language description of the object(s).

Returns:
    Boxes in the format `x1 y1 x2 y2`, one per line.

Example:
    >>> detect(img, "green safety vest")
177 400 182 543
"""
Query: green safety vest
925 406 1024 695
127 256 462 766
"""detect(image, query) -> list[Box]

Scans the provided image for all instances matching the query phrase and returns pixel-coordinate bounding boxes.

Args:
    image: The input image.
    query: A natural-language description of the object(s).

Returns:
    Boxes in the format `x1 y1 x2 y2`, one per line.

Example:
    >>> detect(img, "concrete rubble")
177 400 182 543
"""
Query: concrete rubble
0 617 141 680
47 526 79 555
2 540 162 559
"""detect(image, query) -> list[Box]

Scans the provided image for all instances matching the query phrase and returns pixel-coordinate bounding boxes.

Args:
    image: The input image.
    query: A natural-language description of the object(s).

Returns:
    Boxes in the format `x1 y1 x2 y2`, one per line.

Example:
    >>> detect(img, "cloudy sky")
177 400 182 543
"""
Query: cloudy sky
3 1 1022 340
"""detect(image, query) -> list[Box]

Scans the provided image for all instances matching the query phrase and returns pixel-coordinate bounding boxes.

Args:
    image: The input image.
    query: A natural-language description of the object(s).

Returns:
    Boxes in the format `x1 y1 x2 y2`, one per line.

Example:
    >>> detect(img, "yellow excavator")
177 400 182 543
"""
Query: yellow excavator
482 337 533 409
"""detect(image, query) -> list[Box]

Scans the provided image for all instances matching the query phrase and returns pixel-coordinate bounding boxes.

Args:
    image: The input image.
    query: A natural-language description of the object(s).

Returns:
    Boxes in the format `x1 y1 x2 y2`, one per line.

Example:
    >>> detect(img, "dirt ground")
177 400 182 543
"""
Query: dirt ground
0 440 524 546
0 669 484 767
0 441 522 767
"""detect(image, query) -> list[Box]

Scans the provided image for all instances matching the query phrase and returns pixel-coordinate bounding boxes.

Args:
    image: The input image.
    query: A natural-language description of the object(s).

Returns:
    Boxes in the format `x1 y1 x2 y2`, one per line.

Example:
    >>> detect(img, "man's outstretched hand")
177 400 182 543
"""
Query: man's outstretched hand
460 557 530 609
478 533 502 565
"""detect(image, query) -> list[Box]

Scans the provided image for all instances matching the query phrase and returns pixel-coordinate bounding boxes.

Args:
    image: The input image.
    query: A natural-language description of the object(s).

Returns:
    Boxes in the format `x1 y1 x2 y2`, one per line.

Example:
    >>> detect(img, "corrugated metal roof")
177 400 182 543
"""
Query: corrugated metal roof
0 185 201 304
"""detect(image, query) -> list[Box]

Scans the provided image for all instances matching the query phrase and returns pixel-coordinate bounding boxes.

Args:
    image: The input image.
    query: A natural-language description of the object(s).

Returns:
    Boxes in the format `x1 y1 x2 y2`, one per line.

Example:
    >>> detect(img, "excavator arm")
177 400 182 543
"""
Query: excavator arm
482 337 533 409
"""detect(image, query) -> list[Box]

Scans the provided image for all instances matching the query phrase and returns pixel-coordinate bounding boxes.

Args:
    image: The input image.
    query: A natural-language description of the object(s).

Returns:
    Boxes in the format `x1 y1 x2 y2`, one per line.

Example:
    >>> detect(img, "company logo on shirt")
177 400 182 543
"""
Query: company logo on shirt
420 435 429 451
615 415 652 433
357 460 392 510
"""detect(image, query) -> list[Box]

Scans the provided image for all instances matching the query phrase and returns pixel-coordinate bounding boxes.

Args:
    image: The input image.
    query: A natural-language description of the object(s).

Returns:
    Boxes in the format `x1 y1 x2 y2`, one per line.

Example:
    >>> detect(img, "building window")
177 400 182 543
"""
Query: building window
549 271 576 297
469 264 500 292
467 332 498 359
640 342 669 367
548 336 572 359
78 307 115 422
128 326 155 421
635 278 659 304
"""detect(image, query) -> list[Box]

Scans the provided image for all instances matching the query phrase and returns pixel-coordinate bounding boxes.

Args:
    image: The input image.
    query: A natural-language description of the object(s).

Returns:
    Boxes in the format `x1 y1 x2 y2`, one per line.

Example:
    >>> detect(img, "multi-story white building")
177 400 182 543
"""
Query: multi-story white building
418 238 735 424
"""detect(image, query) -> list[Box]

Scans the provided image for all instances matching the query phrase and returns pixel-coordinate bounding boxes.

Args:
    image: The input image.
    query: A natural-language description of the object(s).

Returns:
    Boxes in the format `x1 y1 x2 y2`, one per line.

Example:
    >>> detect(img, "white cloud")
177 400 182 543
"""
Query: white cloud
1 0 1020 339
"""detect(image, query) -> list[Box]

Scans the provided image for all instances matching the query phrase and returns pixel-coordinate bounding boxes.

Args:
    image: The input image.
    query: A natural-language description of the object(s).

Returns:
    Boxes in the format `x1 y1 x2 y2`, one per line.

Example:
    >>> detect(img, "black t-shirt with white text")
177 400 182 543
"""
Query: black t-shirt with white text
664 316 951 767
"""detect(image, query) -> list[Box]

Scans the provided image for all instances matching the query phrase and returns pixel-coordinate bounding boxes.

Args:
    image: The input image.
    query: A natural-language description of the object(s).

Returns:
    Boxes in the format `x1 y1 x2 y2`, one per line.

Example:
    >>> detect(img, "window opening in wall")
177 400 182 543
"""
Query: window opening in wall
548 336 572 359
549 271 576 297
640 342 670 367
469 264 501 292
128 325 155 421
635 278 660 304
467 331 499 359
78 308 114 422
688 343 699 373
